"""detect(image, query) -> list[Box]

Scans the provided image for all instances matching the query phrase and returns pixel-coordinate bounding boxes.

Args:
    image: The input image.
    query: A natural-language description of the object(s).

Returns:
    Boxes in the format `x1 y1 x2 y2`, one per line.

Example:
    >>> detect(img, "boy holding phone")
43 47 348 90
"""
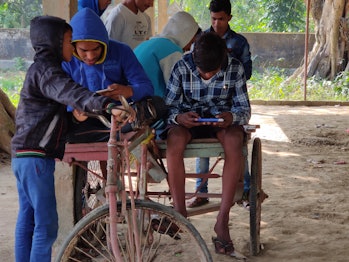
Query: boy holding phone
163 32 250 258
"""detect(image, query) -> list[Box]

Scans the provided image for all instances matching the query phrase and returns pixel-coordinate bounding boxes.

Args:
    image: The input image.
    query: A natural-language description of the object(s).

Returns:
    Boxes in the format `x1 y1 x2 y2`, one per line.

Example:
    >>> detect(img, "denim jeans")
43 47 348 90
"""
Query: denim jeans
12 157 58 262
195 145 251 194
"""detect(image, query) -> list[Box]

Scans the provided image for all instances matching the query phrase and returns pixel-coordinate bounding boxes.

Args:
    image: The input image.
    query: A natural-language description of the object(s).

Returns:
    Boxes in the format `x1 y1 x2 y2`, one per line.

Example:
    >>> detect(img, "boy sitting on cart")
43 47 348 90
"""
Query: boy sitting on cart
162 32 251 259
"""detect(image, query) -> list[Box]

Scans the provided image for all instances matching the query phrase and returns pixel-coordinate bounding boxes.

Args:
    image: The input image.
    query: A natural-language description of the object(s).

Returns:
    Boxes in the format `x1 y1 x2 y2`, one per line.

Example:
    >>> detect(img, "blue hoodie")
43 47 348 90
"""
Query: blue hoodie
62 8 153 103
134 11 199 98
78 0 105 16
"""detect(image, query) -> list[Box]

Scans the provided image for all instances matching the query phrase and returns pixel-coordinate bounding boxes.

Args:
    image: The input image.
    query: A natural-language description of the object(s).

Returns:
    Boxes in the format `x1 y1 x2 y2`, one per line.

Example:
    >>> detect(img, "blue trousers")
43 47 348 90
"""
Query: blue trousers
195 151 251 194
12 157 58 262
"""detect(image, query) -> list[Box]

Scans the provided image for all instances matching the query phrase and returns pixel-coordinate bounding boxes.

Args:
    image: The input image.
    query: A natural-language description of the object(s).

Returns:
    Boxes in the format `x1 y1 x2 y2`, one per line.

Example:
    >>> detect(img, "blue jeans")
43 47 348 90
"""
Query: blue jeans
195 148 251 194
12 157 58 262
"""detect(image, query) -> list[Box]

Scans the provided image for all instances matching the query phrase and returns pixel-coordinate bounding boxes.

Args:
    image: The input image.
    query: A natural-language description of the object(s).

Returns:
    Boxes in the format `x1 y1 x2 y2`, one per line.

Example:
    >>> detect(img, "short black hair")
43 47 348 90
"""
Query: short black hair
209 0 231 15
64 22 73 34
193 32 227 73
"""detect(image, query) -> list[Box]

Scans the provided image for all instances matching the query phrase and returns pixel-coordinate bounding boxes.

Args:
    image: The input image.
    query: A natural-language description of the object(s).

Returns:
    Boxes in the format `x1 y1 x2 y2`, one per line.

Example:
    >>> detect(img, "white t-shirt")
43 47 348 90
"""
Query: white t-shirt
104 3 152 49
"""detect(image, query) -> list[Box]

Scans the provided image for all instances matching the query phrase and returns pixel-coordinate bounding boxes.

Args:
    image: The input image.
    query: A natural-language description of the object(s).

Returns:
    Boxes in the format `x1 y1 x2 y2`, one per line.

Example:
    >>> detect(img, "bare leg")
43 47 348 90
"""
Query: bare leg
214 126 244 242
166 126 191 217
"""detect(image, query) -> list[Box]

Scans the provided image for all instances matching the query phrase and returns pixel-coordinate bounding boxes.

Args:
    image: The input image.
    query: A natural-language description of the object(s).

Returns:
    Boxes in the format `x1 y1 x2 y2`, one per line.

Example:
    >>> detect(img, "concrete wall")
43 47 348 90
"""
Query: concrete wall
0 29 33 60
243 32 315 68
0 30 315 69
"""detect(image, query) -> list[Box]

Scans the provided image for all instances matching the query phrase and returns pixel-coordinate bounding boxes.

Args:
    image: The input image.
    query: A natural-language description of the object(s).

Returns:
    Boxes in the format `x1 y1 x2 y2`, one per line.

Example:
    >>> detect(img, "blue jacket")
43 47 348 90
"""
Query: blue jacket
62 8 153 104
78 0 106 16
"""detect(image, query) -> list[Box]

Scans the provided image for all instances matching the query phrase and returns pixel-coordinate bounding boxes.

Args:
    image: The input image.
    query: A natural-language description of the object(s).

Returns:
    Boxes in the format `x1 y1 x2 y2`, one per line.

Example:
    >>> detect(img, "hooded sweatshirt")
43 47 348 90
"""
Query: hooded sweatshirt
134 11 199 97
62 8 153 103
78 0 106 16
11 15 111 159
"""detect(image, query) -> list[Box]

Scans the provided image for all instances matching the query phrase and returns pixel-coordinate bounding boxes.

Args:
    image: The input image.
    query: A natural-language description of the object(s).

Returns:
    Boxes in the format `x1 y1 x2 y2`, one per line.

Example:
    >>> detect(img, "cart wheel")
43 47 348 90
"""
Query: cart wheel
74 161 105 223
249 137 262 256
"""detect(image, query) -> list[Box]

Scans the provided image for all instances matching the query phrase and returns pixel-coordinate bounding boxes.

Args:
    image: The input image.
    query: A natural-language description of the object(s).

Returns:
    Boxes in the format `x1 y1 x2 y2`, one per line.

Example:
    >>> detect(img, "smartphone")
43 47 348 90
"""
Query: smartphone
95 88 111 94
195 118 224 122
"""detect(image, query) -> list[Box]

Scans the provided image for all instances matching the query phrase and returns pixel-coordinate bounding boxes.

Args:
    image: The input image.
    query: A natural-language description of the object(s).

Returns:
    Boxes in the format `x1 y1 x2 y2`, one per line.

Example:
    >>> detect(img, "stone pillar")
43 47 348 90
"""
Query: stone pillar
42 0 77 21
52 162 75 259
157 0 168 34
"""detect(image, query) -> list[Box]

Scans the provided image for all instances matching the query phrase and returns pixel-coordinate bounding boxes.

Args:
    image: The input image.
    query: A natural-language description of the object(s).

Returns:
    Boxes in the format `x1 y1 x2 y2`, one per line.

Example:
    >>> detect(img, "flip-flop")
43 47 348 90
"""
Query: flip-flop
212 237 247 260
186 197 209 208
151 217 181 240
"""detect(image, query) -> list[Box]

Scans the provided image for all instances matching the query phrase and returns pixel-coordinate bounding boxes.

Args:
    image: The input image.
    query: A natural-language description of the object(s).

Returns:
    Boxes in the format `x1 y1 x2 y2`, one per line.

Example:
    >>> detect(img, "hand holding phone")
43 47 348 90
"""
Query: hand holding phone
95 88 112 94
195 118 224 123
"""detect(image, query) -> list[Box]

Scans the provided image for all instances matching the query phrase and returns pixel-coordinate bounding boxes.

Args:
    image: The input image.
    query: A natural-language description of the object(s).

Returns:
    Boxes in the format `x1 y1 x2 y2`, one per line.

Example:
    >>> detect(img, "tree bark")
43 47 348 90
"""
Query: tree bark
0 89 16 155
291 0 349 80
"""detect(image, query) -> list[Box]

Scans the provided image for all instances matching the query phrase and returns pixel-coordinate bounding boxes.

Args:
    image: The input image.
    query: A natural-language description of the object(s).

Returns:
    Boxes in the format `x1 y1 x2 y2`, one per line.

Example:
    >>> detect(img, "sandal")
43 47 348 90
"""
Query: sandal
186 197 209 208
239 190 250 211
151 217 181 240
212 237 247 260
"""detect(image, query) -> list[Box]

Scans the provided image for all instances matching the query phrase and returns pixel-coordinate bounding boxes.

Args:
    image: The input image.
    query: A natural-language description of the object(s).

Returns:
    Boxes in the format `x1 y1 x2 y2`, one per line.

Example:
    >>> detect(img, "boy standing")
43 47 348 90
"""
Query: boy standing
11 15 123 262
104 0 154 49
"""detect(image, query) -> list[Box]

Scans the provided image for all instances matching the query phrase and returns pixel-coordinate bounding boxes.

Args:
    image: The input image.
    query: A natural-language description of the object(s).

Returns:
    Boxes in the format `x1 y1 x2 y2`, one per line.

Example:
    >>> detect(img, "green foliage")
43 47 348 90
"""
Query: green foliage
261 0 306 32
14 57 27 71
0 0 42 28
0 70 24 106
169 0 309 33
249 68 349 101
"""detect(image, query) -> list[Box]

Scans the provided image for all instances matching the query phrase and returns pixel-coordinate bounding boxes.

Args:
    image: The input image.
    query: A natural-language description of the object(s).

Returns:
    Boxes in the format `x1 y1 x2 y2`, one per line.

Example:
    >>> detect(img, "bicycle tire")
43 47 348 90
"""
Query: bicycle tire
55 199 212 262
249 137 262 256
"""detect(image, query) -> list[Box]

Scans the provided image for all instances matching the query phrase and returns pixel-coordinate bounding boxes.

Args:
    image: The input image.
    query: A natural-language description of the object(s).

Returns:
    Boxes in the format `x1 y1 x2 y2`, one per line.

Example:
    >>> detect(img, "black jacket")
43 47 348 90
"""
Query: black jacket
11 15 111 159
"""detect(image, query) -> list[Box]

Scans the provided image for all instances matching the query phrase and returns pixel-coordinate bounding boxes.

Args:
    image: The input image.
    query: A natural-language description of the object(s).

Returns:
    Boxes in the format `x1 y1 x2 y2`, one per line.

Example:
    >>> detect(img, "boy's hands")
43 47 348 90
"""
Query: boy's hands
97 84 133 100
72 109 88 122
111 106 135 124
177 111 233 128
176 112 201 128
215 112 233 128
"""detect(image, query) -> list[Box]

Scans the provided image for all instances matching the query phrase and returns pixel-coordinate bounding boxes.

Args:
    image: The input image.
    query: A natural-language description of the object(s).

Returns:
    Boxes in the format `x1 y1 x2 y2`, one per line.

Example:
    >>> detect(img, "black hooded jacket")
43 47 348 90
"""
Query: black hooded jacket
11 16 112 160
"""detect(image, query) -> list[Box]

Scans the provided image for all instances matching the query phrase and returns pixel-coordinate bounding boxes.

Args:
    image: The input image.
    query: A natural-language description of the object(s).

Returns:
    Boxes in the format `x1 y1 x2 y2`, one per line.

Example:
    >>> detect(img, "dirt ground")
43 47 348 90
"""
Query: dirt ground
1 105 349 262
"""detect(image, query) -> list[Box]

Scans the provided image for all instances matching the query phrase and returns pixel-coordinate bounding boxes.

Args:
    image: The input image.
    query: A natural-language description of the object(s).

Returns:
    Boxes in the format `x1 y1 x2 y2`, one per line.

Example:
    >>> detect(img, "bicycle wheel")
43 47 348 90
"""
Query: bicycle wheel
56 200 212 262
74 161 105 223
249 137 262 255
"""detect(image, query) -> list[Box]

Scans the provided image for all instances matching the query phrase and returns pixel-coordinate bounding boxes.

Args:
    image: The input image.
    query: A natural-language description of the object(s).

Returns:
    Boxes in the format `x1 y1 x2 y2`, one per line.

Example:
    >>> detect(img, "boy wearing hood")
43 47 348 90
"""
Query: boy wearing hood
164 32 250 259
78 0 112 16
11 15 125 262
134 11 201 98
62 8 155 142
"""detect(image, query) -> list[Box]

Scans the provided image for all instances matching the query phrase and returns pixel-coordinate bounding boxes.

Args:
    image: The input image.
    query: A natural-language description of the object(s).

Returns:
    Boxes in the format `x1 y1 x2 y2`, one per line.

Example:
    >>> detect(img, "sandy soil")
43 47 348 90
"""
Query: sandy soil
1 105 349 262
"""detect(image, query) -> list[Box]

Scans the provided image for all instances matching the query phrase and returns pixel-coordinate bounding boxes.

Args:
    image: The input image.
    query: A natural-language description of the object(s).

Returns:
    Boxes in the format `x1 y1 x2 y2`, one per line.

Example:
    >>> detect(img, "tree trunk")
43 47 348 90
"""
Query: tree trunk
292 0 349 80
0 89 16 155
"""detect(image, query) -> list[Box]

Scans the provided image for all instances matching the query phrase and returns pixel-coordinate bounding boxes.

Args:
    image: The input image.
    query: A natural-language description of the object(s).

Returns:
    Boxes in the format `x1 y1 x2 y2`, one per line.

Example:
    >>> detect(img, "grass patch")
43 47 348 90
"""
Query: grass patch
249 67 349 101
0 70 25 106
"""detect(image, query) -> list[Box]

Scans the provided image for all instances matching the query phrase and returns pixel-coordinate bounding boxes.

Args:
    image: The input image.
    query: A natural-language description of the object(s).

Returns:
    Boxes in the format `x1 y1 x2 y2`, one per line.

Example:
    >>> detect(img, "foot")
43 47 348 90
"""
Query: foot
212 237 246 260
186 197 209 208
151 217 181 240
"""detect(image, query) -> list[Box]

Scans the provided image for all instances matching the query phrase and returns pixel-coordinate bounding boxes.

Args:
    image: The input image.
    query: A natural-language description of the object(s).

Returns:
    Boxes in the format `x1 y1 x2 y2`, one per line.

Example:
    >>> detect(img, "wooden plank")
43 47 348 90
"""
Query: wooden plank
62 125 259 162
